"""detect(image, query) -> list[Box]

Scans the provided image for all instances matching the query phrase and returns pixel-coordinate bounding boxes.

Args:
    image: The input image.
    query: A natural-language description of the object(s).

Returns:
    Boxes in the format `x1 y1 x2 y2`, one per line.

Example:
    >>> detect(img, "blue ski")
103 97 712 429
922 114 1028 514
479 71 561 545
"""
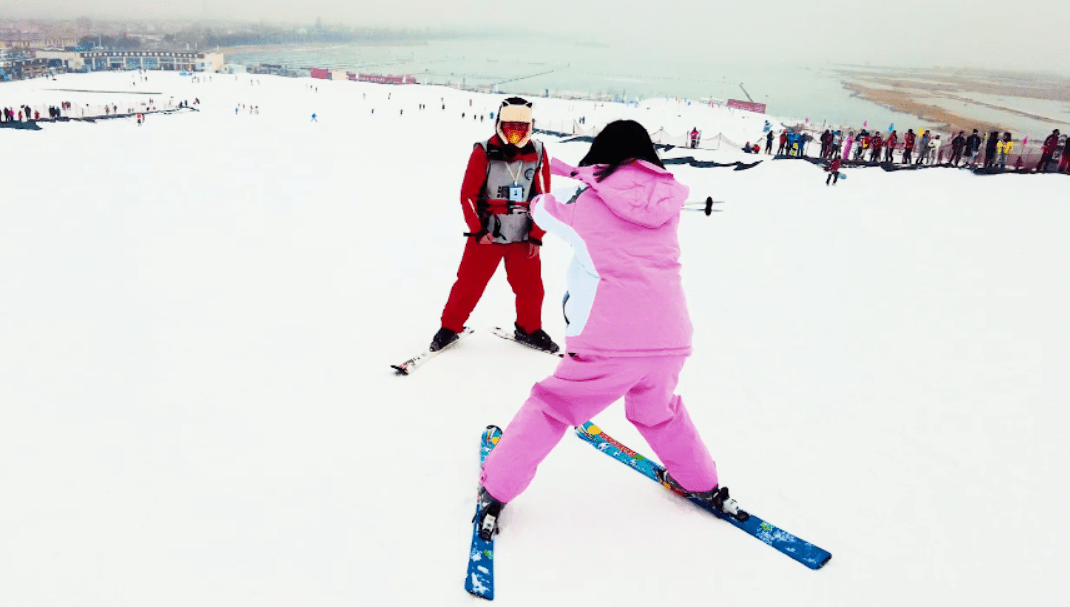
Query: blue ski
465 425 502 600
575 422 832 570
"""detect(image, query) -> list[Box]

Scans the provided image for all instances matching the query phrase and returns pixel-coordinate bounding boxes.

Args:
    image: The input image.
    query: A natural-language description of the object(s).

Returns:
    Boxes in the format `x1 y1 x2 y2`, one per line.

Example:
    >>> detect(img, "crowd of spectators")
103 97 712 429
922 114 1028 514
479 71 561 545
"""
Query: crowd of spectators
771 125 1069 174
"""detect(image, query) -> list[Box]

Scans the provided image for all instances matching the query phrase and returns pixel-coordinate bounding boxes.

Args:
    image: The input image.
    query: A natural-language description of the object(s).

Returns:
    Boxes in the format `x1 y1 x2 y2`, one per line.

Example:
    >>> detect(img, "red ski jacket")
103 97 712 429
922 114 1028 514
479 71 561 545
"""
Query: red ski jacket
1042 134 1059 154
459 134 550 242
905 132 916 149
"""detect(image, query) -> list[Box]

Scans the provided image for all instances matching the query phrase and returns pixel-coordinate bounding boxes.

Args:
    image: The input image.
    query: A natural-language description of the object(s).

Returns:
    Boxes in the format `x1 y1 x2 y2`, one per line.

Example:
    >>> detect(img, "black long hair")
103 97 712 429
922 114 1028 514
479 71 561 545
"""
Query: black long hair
578 120 665 182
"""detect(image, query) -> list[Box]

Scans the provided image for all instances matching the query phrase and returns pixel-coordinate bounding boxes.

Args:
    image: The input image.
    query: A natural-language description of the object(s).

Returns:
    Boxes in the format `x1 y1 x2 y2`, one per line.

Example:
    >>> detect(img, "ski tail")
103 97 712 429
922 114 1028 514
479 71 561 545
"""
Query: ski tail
466 425 503 600
574 422 832 570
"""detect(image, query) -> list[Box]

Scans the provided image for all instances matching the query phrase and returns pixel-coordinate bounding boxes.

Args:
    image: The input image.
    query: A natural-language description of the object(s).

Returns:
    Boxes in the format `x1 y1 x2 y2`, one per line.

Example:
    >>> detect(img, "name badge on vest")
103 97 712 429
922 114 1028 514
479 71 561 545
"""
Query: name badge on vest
508 185 524 202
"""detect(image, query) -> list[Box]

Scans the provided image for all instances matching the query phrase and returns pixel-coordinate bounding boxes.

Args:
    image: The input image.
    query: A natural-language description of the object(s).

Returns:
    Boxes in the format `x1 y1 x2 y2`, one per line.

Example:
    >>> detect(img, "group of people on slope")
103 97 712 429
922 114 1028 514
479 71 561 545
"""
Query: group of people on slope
426 96 741 543
768 129 813 157
813 127 1068 173
818 129 942 165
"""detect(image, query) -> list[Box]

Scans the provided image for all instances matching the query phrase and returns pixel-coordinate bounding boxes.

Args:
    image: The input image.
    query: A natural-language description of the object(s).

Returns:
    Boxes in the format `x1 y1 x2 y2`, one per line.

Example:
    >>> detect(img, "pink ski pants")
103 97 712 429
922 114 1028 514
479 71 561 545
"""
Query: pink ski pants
480 353 719 503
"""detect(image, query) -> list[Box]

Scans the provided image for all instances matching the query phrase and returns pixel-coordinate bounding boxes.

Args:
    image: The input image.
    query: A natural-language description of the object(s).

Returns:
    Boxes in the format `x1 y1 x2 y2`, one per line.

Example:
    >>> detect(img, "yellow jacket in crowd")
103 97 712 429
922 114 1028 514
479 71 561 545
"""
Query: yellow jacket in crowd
997 140 1015 154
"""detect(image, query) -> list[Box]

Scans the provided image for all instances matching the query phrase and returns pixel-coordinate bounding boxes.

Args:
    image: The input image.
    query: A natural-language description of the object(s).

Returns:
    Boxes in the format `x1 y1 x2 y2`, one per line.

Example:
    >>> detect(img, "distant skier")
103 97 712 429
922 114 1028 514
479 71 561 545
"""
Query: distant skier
1037 129 1060 172
311 113 318 122
950 131 966 166
825 156 841 185
996 133 1013 170
914 131 930 165
842 132 854 161
965 129 982 167
777 130 787 155
903 129 916 164
430 97 558 354
869 131 883 163
1059 135 1070 173
689 127 699 149
984 131 1000 169
475 120 737 541
885 130 898 163
765 130 774 154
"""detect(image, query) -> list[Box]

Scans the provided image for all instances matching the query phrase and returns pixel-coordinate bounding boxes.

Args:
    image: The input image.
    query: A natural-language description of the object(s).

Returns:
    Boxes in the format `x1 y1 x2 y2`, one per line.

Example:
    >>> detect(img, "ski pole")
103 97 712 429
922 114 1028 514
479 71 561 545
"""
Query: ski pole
682 197 724 216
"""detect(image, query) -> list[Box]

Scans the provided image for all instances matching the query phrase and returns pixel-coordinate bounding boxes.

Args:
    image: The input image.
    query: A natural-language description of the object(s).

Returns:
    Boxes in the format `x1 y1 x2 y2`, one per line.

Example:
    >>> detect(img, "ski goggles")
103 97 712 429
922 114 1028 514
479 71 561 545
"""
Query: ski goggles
501 121 532 145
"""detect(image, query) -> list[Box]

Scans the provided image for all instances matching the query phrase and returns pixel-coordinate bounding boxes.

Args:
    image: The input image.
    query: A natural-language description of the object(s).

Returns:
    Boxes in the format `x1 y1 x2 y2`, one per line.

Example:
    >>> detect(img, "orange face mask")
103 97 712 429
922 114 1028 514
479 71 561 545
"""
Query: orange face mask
501 121 531 145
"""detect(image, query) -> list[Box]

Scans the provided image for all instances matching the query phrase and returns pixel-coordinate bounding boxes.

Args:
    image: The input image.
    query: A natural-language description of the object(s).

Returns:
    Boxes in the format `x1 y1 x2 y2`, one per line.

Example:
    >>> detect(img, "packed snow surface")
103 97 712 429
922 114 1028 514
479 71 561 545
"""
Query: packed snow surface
2 72 1068 607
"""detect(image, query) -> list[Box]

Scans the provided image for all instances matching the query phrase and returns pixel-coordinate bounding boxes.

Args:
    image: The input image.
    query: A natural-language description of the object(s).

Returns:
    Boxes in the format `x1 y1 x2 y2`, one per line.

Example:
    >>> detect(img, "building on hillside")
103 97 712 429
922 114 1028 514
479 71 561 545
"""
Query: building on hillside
35 50 85 71
0 49 49 79
76 50 225 72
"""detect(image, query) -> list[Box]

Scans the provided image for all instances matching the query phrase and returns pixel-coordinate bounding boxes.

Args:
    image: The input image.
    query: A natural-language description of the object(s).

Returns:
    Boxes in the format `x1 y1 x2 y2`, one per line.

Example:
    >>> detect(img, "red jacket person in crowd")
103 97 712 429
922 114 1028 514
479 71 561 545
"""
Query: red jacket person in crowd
430 97 560 354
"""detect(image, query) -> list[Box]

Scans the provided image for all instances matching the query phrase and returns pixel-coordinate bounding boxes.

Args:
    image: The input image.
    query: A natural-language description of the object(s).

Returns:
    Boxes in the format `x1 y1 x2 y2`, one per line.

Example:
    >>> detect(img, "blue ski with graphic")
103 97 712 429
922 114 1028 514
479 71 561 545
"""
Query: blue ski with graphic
575 422 832 570
465 425 502 600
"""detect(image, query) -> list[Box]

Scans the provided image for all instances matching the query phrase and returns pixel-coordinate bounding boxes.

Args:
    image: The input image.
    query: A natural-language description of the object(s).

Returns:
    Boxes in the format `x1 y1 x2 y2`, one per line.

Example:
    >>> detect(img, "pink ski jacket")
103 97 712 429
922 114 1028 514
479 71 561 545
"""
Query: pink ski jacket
530 158 692 357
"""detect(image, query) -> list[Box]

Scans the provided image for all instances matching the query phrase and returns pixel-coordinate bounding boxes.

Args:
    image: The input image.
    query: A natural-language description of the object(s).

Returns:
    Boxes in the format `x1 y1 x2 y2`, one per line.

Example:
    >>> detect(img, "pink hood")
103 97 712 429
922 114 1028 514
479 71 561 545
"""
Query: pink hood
558 159 690 228
530 158 693 357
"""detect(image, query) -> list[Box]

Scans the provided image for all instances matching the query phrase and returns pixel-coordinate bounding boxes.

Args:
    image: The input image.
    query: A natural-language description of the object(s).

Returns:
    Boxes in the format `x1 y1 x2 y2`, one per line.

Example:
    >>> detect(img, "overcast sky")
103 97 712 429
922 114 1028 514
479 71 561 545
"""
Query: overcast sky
3 0 1069 72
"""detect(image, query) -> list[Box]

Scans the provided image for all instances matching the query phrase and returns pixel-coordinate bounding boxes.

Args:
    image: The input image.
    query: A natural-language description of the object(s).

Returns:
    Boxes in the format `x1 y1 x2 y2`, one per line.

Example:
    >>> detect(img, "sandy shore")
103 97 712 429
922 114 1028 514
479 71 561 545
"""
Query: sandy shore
837 66 1070 135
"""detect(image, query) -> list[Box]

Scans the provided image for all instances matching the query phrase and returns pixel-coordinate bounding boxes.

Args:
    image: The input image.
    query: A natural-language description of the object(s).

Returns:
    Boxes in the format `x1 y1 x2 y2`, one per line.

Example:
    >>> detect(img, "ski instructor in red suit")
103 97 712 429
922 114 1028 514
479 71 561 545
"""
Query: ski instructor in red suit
429 97 559 354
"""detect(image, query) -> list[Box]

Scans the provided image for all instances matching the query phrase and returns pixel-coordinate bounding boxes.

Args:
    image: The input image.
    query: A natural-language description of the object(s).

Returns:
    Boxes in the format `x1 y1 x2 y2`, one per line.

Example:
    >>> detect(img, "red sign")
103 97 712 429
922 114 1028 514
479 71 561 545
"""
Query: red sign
357 73 417 85
727 99 767 114
310 68 329 80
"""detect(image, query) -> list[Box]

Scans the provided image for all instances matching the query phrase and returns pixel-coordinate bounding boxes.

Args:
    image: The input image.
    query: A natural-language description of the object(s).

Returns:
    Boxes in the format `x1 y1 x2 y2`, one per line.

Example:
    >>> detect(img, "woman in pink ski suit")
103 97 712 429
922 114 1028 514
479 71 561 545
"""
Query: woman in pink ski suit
842 132 855 160
477 121 727 531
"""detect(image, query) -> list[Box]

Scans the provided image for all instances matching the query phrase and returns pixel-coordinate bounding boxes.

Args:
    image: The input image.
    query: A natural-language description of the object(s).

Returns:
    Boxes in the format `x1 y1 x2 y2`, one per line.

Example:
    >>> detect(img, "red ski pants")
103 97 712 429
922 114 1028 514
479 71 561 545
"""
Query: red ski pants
440 238 544 334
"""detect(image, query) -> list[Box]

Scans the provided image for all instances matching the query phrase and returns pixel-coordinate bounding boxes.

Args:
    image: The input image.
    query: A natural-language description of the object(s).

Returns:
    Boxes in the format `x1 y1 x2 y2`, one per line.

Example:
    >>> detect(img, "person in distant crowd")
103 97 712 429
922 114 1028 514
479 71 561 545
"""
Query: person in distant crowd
1059 134 1070 173
996 133 1013 170
752 143 760 153
965 129 982 168
903 129 916 164
742 141 755 153
950 131 966 166
855 130 869 161
885 130 897 162
690 127 700 149
914 131 930 165
825 156 842 186
832 131 843 160
430 96 558 356
800 132 811 157
777 130 788 155
766 130 774 154
984 131 1000 169
820 129 832 158
1037 129 1060 172
870 131 884 163
929 135 942 165
843 131 855 161
788 131 799 157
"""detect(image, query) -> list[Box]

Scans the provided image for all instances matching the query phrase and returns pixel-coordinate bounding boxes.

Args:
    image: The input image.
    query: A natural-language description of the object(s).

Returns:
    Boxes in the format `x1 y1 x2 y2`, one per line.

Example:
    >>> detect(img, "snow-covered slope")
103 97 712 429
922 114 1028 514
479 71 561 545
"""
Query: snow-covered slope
1 72 1068 607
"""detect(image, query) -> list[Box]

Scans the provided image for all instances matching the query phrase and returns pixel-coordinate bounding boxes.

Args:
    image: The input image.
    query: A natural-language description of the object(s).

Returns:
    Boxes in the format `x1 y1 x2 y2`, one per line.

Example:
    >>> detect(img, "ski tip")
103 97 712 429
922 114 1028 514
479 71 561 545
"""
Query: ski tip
575 422 600 437
391 364 410 376
484 425 503 444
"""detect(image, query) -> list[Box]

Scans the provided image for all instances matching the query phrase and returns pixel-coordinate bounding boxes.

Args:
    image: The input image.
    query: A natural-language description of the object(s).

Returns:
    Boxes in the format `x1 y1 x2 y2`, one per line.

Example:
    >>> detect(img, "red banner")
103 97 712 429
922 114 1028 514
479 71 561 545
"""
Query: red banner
356 73 417 85
727 99 767 114
310 68 329 80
